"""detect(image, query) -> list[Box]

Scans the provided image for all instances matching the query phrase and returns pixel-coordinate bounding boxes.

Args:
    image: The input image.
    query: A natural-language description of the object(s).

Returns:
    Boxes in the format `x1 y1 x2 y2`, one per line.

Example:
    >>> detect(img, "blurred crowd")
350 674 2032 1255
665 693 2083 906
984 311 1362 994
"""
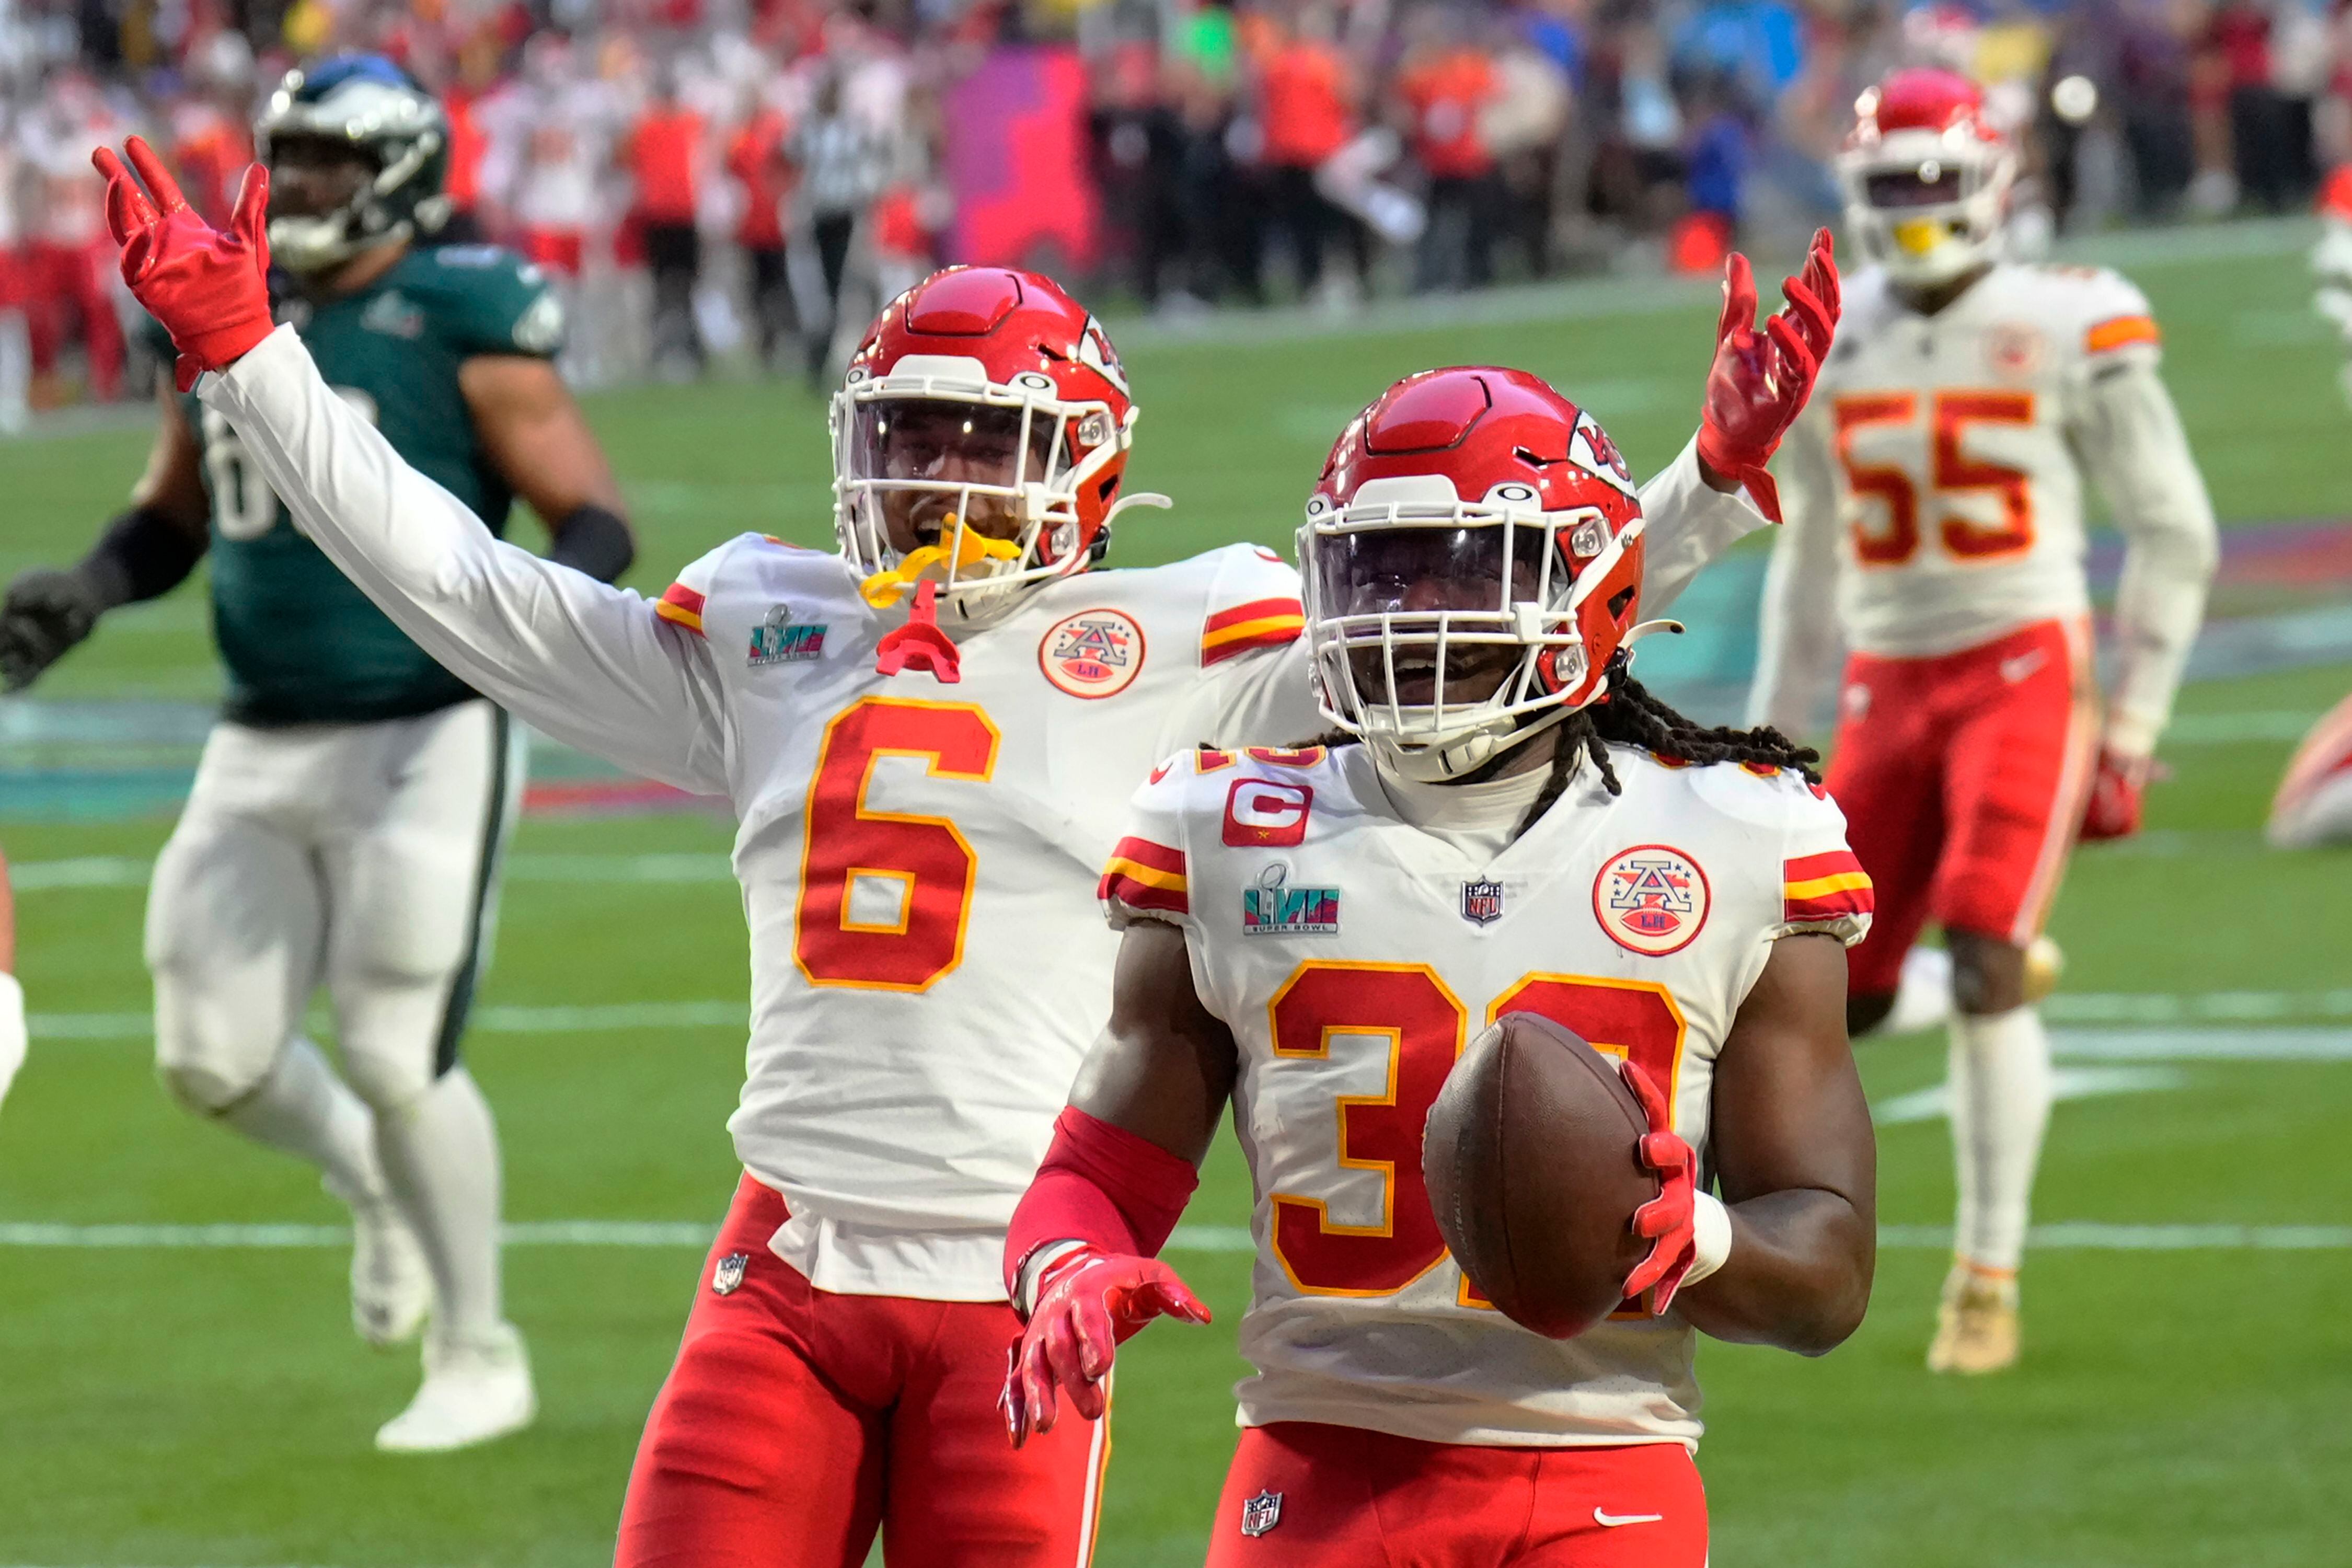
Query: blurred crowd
3 0 2349 420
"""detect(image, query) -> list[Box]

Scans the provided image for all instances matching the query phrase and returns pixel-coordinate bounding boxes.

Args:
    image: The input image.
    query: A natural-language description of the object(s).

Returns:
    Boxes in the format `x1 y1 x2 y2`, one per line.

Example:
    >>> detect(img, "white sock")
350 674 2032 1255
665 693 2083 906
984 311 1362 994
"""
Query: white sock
1946 1005 2053 1274
1884 946 1955 1035
218 1036 388 1207
375 1067 506 1342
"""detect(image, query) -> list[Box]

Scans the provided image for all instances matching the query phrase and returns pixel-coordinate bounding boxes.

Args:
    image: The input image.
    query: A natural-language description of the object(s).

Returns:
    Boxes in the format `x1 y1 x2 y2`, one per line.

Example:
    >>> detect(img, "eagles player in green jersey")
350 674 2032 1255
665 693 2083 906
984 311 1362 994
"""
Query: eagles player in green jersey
0 56 635 1452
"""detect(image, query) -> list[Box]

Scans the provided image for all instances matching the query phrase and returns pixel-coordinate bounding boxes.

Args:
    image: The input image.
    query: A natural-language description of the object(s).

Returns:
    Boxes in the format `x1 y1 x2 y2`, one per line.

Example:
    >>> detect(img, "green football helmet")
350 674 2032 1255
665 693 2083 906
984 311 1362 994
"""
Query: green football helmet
256 54 453 275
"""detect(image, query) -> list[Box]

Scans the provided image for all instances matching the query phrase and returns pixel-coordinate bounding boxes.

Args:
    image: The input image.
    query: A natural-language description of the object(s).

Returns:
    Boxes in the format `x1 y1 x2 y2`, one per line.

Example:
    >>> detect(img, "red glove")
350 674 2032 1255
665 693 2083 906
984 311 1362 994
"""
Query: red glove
2080 747 2153 841
999 1246 1209 1448
1695 227 1841 524
1619 1057 1700 1315
93 137 273 393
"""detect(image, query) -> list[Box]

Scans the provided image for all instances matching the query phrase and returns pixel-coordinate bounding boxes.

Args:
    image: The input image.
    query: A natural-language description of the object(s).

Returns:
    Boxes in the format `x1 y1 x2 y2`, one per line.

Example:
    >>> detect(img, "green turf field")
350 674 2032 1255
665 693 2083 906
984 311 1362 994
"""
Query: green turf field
3 224 2350 1566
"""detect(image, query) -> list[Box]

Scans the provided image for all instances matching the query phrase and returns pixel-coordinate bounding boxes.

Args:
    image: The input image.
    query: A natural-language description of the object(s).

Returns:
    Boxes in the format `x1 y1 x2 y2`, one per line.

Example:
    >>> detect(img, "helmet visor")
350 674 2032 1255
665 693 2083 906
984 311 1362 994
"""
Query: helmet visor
846 396 1062 555
1316 522 1555 709
266 133 377 222
1863 164 1963 209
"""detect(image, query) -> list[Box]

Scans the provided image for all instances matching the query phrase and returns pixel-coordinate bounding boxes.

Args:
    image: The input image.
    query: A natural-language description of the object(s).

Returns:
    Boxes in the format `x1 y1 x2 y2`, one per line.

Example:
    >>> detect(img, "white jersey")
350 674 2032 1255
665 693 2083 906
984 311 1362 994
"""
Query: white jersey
197 325 1766 1301
1753 262 2217 755
1104 743 1871 1448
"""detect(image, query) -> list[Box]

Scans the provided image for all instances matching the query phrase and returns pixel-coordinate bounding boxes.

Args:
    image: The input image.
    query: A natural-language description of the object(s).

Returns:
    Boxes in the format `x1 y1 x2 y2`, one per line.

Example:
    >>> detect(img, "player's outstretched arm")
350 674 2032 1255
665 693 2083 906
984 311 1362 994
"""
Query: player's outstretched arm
1674 932 1876 1354
2074 352 2219 838
1641 230 1841 616
458 355 637 585
91 140 727 795
1745 412 1844 739
1000 921 1235 1446
0 386 209 693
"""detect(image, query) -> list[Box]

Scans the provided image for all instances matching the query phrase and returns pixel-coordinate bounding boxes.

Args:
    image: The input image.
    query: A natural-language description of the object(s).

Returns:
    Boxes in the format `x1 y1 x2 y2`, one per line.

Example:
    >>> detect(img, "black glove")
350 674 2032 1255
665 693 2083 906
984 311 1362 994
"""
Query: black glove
0 568 107 691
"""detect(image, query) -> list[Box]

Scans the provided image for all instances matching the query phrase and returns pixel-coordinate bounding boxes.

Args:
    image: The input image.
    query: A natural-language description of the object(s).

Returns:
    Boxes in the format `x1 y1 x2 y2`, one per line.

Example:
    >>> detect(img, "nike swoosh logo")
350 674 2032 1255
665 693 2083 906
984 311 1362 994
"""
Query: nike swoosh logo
2000 650 2046 683
1593 1509 1665 1528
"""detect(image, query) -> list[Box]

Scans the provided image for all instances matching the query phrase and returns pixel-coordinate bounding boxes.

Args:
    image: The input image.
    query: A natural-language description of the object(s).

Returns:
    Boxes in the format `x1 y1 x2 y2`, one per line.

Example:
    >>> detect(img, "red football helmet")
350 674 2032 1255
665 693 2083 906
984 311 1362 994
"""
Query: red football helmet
1300 367 1648 782
1838 67 2014 286
832 267 1162 612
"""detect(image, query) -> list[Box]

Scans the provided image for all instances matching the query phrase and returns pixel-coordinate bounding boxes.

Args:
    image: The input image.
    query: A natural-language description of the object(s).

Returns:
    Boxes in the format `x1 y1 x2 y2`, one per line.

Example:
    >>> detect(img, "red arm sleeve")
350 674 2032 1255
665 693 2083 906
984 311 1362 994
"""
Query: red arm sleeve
1004 1106 1202 1297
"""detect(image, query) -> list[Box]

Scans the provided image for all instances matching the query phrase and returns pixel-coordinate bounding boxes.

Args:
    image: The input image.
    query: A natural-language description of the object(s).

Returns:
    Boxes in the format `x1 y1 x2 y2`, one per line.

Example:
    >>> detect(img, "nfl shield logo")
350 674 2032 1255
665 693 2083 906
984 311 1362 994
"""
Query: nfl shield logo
711 1252 750 1296
1239 1489 1283 1537
1461 878 1505 926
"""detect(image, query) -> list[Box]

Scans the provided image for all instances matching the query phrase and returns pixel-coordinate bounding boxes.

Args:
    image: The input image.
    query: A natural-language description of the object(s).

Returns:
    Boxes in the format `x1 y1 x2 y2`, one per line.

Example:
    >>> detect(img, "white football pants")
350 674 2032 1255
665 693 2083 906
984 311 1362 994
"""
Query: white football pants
146 700 525 1340
146 700 524 1114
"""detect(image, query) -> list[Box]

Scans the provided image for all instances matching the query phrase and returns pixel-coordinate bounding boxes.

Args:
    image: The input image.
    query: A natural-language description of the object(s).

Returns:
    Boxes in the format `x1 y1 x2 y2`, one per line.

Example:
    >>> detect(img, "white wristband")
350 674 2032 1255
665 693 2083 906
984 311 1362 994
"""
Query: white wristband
1682 1192 1733 1288
1013 1239 1089 1319
0 972 25 1113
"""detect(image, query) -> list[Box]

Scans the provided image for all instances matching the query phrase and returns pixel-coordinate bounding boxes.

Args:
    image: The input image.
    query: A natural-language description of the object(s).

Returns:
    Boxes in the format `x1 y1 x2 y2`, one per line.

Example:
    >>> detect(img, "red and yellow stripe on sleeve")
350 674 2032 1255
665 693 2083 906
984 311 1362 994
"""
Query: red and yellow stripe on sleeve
1099 836 1189 916
1784 850 1873 925
655 582 707 637
1201 597 1305 667
2084 314 2160 354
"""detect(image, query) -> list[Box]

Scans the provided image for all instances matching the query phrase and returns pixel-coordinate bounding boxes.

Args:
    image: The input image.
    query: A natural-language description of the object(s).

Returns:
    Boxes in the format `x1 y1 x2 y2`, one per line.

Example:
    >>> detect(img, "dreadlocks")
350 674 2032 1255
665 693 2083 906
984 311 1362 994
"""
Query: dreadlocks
1512 651 1819 834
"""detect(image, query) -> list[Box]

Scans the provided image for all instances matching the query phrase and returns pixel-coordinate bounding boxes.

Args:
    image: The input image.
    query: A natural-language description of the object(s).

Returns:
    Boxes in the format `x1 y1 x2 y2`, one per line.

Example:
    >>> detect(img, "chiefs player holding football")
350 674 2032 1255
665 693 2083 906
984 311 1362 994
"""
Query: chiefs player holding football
1002 367 1877 1565
1747 68 2218 1374
93 135 1835 1564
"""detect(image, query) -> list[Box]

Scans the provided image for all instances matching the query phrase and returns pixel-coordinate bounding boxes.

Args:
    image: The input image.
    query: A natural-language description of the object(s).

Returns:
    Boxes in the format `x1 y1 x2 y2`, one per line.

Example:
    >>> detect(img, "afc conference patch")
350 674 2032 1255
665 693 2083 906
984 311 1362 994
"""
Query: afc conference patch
748 604 827 665
1594 844 1711 956
1239 1489 1284 1537
1039 608 1146 698
711 1252 751 1296
1241 863 1339 936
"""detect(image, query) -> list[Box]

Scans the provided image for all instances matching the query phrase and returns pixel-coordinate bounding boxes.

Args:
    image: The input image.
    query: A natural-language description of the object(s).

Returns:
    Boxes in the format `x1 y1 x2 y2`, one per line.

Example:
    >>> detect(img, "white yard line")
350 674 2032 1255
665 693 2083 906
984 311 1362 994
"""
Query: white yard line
0 1219 2339 1252
10 852 737 891
1870 1065 2188 1126
27 1005 2352 1046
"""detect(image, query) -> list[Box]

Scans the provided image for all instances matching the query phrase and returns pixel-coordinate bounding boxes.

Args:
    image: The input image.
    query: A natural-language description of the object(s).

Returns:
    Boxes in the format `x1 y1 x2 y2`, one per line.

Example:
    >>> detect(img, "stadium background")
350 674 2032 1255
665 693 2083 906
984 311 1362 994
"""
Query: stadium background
4 0 2352 1563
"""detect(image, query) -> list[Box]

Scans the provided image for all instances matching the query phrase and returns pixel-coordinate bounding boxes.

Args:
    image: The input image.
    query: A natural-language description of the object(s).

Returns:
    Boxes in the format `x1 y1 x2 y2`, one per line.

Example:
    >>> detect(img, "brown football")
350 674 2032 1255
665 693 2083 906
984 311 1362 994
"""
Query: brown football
1422 1010 1660 1339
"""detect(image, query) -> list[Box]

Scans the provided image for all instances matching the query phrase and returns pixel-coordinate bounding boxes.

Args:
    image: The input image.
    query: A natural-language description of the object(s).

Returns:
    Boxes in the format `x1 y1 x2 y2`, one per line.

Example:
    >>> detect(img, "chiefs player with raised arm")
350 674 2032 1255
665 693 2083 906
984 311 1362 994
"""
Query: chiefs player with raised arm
1002 367 1876 1565
91 135 1836 1565
1746 68 2217 1375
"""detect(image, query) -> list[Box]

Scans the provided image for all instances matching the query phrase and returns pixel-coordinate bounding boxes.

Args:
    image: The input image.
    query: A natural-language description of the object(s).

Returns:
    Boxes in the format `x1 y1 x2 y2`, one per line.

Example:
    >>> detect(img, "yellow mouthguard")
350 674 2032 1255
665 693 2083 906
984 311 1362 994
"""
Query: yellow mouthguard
1892 218 1945 257
858 525 1023 607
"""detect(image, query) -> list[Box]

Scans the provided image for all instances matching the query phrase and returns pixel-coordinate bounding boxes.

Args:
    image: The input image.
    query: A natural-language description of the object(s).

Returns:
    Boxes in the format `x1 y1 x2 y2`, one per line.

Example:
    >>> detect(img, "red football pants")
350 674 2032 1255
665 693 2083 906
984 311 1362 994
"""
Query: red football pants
1826 617 2097 997
1203 1422 1706 1567
615 1175 1110 1568
24 239 122 399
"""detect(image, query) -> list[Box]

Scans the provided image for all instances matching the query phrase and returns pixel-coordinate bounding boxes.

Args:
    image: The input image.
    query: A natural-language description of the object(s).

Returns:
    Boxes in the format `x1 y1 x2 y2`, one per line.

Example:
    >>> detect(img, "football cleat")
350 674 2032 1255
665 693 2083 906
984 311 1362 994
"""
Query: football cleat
2022 934 2065 1005
347 1191 433 1348
1927 1260 2020 1375
375 1322 536 1452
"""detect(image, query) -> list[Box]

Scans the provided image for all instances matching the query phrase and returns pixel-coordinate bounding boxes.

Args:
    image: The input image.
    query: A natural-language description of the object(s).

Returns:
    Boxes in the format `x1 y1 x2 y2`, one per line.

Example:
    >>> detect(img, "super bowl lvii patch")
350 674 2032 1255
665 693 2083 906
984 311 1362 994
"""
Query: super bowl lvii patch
749 604 827 666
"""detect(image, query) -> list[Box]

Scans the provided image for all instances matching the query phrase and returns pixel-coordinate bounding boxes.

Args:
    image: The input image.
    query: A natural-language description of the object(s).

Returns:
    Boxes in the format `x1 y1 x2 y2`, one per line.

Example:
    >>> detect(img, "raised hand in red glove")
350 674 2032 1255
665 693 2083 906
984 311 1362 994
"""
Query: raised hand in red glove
92 137 273 392
1695 227 1841 524
2080 747 2153 841
1619 1056 1700 1315
999 1247 1209 1448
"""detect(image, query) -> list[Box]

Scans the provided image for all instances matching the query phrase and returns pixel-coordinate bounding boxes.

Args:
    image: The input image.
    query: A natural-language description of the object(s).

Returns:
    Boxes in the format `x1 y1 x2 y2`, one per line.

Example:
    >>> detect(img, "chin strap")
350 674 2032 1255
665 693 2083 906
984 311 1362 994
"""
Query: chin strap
874 580 962 683
859 525 1023 608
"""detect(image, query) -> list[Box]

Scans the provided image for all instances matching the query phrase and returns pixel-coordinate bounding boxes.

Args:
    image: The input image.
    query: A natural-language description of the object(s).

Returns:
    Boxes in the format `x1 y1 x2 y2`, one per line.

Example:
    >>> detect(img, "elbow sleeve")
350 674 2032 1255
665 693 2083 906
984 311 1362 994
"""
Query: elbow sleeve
78 505 207 610
547 503 636 584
